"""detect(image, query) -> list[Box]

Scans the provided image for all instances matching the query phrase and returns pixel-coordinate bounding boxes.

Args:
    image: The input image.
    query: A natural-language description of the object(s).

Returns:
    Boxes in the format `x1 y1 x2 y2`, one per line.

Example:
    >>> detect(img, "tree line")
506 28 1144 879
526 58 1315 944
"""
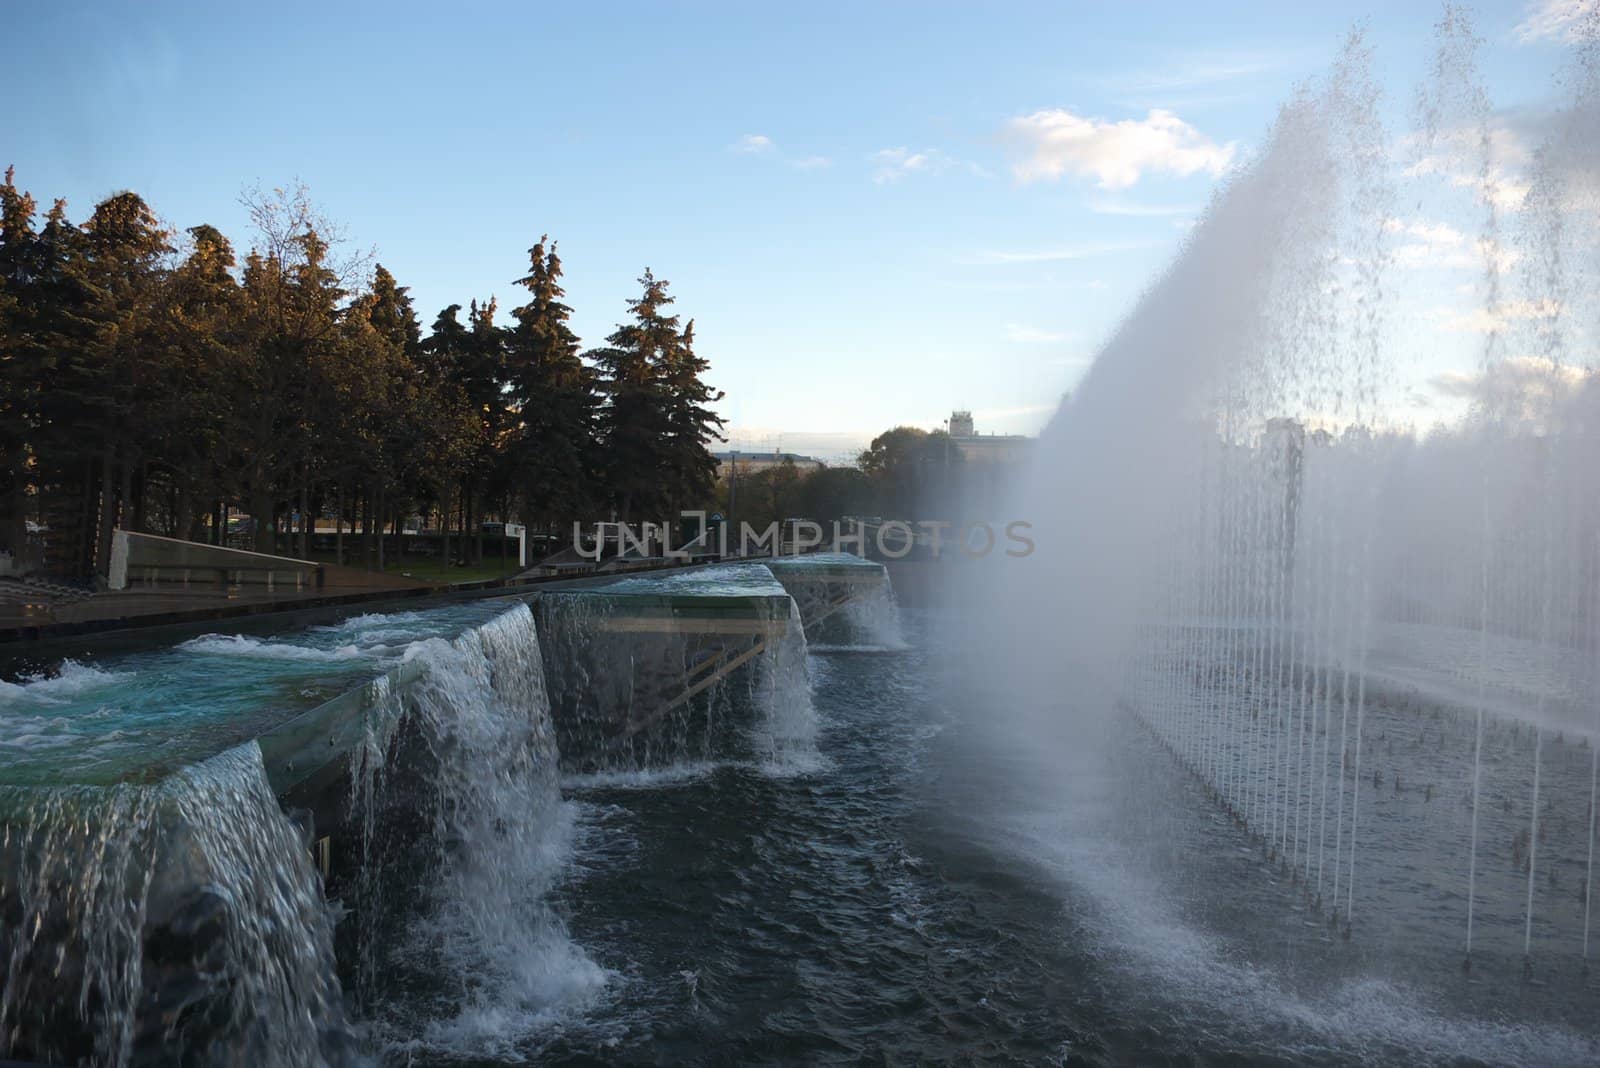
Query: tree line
0 172 724 580
717 425 998 533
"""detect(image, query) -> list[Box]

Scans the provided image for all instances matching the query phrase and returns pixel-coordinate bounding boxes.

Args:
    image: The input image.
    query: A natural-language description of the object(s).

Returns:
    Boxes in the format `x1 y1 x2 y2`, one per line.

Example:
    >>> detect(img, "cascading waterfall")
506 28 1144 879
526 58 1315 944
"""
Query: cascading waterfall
838 582 909 652
747 600 819 770
1 782 162 1066
0 743 351 1068
342 603 605 1057
533 590 750 771
766 554 908 653
0 573 834 1062
534 567 821 775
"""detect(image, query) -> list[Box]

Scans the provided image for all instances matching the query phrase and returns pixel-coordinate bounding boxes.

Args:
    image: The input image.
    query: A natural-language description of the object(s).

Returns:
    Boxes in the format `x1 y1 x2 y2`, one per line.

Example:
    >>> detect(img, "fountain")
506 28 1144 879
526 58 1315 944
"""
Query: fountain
531 564 817 773
0 597 583 1063
962 8 1600 1047
766 552 908 651
0 743 352 1066
0 558 843 1061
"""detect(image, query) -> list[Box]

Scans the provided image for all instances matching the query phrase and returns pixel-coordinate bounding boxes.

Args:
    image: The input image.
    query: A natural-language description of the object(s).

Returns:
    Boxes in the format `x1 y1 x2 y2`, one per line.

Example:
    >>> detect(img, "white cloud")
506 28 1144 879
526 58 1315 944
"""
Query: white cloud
967 240 1154 265
1388 217 1523 273
1428 355 1588 429
872 147 932 183
1384 217 1465 245
1106 54 1283 94
1004 323 1071 343
1403 123 1533 209
1384 216 1520 272
1004 107 1235 188
1430 298 1561 334
869 147 987 183
1386 216 1465 268
1516 0 1597 42
735 137 835 171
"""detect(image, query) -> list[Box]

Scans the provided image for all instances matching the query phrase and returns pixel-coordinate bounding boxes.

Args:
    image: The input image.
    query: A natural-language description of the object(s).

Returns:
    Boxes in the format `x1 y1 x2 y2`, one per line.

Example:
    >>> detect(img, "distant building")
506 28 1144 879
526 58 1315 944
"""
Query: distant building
945 411 1033 464
715 450 825 480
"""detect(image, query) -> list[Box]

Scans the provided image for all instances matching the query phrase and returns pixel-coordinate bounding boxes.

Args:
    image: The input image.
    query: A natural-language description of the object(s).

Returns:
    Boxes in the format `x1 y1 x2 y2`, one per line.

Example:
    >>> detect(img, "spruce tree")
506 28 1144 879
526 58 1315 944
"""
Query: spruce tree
592 269 722 522
81 192 173 557
32 199 111 577
505 236 597 529
657 316 725 511
367 263 422 356
159 224 243 539
591 269 678 520
0 167 40 562
234 205 346 552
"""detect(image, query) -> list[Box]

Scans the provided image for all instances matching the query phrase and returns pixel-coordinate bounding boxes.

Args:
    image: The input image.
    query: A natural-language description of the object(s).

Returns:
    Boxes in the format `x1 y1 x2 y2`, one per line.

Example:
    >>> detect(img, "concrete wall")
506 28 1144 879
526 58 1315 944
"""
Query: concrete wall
108 530 323 591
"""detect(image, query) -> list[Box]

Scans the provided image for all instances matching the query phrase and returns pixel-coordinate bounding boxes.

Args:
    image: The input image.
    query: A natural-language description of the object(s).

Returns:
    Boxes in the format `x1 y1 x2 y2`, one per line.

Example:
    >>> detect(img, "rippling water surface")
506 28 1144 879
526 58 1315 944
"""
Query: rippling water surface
484 609 1600 1067
0 599 519 784
8 592 1599 1065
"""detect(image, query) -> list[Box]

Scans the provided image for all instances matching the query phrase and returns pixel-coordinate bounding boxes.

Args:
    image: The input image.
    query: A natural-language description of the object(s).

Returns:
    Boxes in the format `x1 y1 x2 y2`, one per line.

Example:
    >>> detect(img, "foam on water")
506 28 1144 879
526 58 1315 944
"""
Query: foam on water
1017 813 1600 1066
562 761 724 791
0 660 131 704
602 562 786 597
315 610 428 632
180 634 375 663
0 598 527 785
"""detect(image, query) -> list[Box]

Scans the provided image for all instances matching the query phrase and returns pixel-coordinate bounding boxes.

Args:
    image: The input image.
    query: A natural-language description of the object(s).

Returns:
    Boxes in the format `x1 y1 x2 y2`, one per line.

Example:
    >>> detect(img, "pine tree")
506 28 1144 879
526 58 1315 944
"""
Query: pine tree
591 269 678 520
32 199 112 578
591 269 722 521
0 174 736 578
81 191 174 557
505 236 598 529
0 167 40 562
233 187 348 553
158 223 243 539
420 302 470 384
657 316 725 511
367 263 422 356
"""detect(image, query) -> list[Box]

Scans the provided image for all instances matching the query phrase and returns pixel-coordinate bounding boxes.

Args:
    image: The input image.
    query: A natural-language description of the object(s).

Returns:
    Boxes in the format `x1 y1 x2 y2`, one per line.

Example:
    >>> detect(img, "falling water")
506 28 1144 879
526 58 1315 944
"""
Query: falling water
747 600 820 771
341 603 605 1058
535 568 819 775
768 554 908 652
0 743 351 1067
838 582 909 652
947 7 1600 1051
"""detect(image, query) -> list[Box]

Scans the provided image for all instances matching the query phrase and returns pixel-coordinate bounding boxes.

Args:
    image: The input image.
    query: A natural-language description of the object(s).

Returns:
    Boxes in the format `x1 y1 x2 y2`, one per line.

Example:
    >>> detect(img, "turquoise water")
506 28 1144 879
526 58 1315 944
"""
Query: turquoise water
0 598 523 786
0 563 811 788
599 563 787 598
765 551 882 570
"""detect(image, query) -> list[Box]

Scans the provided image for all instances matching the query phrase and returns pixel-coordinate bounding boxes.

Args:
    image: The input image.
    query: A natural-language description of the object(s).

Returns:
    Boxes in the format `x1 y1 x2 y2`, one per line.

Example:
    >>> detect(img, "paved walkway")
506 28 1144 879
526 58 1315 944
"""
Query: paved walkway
0 578 439 641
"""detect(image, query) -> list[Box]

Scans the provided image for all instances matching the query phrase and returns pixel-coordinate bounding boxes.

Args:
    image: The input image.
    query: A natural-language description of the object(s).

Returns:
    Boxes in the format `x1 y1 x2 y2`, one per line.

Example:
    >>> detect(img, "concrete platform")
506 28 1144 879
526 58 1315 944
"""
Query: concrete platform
531 577 793 766
0 559 717 647
765 553 889 633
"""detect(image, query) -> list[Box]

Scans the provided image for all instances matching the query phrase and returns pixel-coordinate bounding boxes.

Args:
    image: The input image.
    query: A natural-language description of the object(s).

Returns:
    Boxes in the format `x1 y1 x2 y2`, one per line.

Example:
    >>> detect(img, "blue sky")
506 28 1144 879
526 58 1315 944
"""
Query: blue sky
5 1 1574 461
